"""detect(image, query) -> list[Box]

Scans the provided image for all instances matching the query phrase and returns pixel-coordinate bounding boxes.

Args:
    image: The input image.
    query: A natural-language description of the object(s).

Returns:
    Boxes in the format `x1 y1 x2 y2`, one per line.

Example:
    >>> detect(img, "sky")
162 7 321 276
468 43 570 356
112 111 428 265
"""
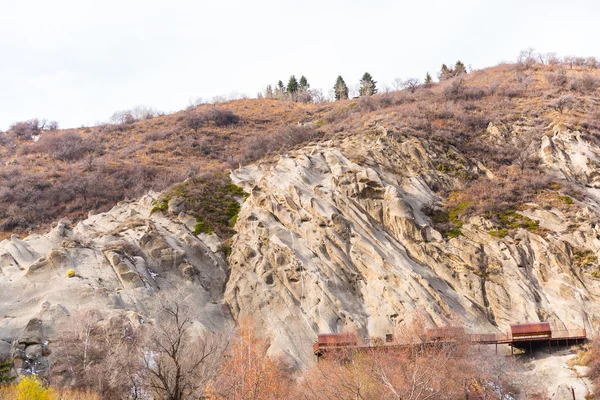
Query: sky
0 0 598 130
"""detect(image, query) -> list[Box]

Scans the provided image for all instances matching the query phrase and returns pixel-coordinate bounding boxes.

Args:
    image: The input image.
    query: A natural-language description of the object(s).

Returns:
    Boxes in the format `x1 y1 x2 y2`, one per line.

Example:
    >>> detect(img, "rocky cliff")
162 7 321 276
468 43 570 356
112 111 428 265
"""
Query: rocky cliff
2 121 600 371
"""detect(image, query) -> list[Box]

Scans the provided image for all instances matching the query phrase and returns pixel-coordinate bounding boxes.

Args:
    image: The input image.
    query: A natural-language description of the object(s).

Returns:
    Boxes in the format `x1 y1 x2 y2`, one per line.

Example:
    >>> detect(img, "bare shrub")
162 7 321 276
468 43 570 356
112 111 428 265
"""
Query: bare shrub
280 125 318 147
9 119 44 140
401 77 420 93
184 111 206 133
550 95 575 113
34 131 101 161
586 56 599 69
516 47 537 70
444 80 485 101
545 69 568 87
130 105 162 120
184 108 240 132
569 73 599 92
46 120 59 131
458 113 489 130
142 129 172 142
584 109 600 131
242 135 277 161
378 92 394 108
444 79 464 100
109 110 136 125
205 108 240 126
356 96 377 113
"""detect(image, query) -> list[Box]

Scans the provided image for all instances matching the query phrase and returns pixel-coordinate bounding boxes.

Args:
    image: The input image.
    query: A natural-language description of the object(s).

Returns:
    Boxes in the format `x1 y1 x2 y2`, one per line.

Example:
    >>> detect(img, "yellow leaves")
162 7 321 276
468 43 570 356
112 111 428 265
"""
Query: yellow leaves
209 318 291 399
15 376 55 400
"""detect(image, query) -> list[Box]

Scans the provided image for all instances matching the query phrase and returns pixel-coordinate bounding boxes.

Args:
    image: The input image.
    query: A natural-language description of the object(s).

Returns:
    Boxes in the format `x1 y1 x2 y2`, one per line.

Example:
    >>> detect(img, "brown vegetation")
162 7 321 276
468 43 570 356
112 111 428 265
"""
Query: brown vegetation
0 53 599 241
32 303 554 399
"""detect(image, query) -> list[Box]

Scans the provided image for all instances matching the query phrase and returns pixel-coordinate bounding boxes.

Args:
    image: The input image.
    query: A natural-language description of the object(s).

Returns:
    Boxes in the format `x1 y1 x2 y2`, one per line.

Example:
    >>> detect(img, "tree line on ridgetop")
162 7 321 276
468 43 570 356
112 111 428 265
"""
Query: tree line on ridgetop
261 61 467 103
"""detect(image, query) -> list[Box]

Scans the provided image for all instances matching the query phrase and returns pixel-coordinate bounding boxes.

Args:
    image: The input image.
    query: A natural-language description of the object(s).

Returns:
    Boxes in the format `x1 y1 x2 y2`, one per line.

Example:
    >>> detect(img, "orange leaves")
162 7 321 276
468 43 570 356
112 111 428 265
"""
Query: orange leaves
208 318 291 400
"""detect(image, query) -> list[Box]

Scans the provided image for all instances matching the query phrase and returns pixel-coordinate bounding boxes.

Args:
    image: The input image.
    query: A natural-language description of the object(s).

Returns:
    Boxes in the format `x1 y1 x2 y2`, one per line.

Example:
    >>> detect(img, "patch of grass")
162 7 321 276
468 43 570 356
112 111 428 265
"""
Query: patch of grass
559 195 574 205
496 211 539 231
489 228 509 238
150 195 171 214
315 119 325 127
193 217 213 235
572 247 598 268
425 201 470 239
165 172 248 239
0 360 12 384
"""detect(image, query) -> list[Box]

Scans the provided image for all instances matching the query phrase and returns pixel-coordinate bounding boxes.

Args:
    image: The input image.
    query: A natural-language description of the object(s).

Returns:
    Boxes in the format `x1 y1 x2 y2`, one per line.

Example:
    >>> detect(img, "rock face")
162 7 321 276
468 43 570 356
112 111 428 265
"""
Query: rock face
11 318 49 377
0 193 232 378
2 124 600 380
227 129 600 367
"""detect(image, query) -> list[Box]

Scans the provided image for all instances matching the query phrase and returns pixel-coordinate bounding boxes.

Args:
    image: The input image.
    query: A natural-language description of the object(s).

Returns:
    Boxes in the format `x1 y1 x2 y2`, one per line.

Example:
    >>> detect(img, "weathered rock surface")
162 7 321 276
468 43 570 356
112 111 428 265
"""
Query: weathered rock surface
227 129 600 367
0 193 232 377
2 124 600 386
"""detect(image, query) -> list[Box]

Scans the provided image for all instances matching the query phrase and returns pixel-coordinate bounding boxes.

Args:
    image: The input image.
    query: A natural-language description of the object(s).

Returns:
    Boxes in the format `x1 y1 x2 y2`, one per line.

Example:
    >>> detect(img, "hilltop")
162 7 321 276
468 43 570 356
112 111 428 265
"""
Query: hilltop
2 55 600 398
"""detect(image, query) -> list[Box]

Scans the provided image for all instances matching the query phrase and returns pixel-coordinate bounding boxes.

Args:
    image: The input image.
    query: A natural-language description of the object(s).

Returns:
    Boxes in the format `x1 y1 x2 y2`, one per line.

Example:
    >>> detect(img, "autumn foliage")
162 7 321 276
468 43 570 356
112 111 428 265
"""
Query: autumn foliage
207 319 292 400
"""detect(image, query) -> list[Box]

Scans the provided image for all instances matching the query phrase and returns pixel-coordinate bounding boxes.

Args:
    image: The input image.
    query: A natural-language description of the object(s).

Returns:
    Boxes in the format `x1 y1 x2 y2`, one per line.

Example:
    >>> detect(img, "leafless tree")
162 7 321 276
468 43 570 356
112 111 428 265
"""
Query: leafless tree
52 309 141 398
402 78 421 94
392 77 404 91
140 295 228 400
46 120 59 131
311 88 327 103
517 47 537 70
184 112 206 134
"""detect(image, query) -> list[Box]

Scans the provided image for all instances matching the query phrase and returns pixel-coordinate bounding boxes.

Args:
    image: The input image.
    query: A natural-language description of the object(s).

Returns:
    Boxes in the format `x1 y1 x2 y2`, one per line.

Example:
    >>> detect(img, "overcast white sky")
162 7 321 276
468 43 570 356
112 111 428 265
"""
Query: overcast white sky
0 0 598 130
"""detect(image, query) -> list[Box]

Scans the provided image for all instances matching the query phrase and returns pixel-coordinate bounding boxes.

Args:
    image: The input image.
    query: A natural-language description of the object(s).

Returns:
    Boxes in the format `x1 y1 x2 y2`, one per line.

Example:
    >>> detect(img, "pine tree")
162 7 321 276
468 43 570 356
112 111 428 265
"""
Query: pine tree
299 76 309 90
454 60 467 75
287 75 299 94
359 72 377 96
275 80 286 99
439 64 452 81
334 76 349 100
425 72 432 84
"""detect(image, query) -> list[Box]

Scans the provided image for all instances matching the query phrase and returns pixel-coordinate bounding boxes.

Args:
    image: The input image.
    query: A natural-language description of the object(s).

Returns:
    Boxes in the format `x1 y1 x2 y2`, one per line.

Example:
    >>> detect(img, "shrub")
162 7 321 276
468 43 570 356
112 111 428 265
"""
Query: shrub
550 95 575 113
0 360 12 384
183 108 240 132
242 125 320 163
15 376 55 400
164 172 248 239
569 73 598 92
9 119 44 140
34 132 100 161
545 69 568 87
66 269 76 278
205 108 240 127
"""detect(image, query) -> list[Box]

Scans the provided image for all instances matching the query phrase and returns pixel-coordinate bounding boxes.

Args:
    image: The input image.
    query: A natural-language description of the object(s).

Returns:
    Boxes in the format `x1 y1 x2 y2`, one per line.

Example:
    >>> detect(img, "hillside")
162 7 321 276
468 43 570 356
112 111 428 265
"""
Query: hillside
2 58 600 397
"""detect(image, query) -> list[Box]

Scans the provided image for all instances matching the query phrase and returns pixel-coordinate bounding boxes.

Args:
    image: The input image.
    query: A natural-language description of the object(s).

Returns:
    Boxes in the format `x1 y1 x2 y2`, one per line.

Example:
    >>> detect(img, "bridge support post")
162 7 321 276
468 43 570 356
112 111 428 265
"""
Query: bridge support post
530 340 533 358
495 343 497 354
549 340 551 354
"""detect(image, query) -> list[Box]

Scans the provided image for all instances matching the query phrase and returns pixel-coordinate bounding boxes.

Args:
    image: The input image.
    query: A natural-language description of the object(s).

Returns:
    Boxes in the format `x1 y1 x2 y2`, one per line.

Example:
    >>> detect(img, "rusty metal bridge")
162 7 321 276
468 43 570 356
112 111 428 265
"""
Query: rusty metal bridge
313 323 588 359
